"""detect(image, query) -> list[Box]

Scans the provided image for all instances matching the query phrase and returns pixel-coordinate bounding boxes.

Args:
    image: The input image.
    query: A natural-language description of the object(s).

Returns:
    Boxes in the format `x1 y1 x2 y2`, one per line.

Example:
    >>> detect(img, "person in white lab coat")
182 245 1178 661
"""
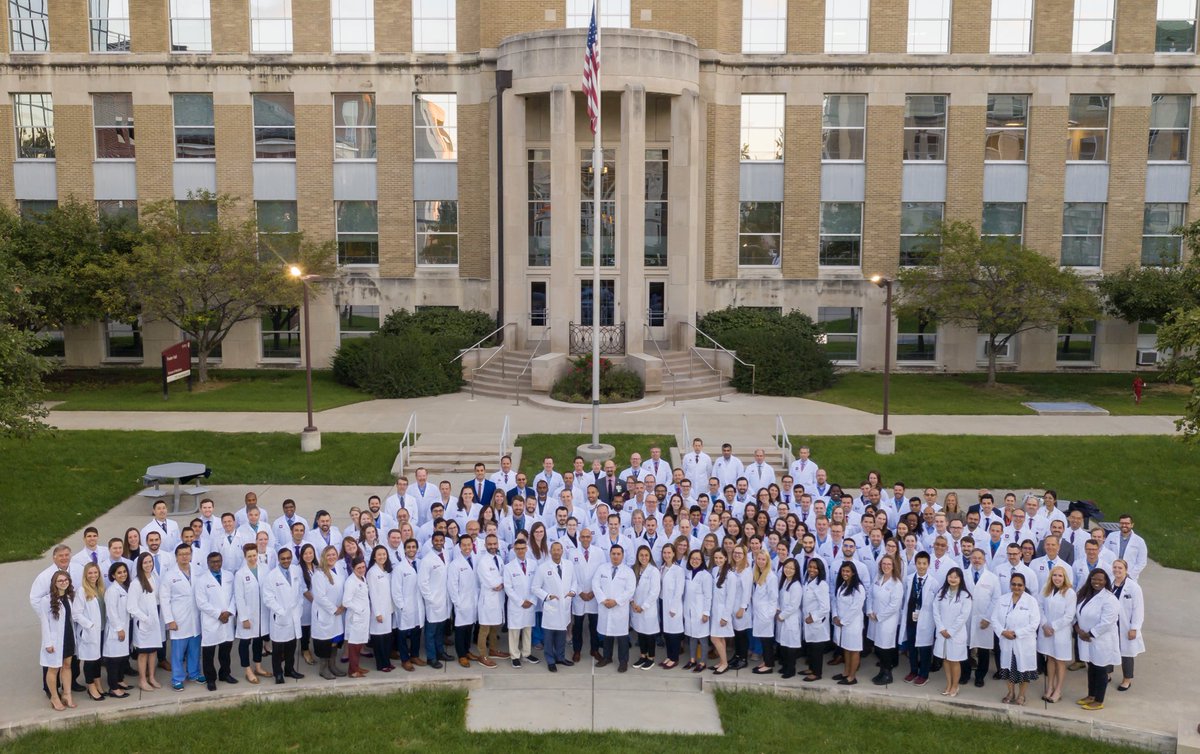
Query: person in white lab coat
708 549 737 674
570 528 604 663
102 562 132 698
141 501 182 556
748 550 779 674
902 553 936 685
993 572 1041 705
867 553 904 685
683 550 713 672
128 553 163 692
342 558 370 677
627 545 660 670
262 548 305 684
38 570 81 711
312 546 348 679
504 538 539 666
1103 515 1148 581
448 535 481 668
728 545 754 670
233 544 269 683
832 561 867 685
932 566 972 697
161 545 202 690
1111 559 1145 693
593 544 636 672
474 534 507 666
74 563 106 701
194 551 237 691
533 541 578 670
1037 565 1075 703
658 544 686 668
966 548 1001 687
364 545 397 672
418 530 453 668
775 558 804 679
1074 568 1121 710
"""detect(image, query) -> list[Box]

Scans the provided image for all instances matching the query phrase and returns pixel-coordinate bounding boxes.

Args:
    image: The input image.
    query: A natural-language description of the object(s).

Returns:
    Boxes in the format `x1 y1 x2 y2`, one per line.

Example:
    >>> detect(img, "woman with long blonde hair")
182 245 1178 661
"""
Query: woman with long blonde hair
1037 565 1074 703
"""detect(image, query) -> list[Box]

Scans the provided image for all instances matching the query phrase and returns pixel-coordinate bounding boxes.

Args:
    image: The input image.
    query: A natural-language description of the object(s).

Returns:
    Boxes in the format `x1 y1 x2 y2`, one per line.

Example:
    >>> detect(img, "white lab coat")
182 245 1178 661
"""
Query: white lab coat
262 566 303 643
1076 590 1121 667
142 519 182 554
342 574 370 645
932 589 972 662
992 591 1041 673
731 568 753 631
475 553 506 626
776 578 804 648
1036 589 1076 661
660 564 686 634
1104 532 1149 580
709 568 738 638
533 558 577 631
1114 579 1145 657
160 568 200 640
967 568 1001 650
103 585 130 658
390 560 423 631
833 584 866 652
128 576 163 649
216 532 246 574
303 526 344 556
366 564 395 634
570 545 603 616
593 563 636 637
503 559 536 629
628 566 661 635
311 568 346 641
867 577 904 650
72 594 103 662
448 556 479 627
38 595 85 667
683 568 713 639
903 574 936 647
750 575 779 639
233 566 265 639
418 550 452 623
194 569 235 646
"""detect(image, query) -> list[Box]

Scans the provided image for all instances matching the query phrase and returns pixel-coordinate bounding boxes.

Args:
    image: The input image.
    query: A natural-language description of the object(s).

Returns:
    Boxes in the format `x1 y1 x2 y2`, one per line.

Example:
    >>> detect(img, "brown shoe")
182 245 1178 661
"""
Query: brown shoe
467 653 482 662
595 658 611 668
411 658 427 667
479 657 497 668
390 651 401 660
158 659 172 672
572 652 581 663
401 661 415 672
491 650 510 659
590 650 603 661
458 658 471 668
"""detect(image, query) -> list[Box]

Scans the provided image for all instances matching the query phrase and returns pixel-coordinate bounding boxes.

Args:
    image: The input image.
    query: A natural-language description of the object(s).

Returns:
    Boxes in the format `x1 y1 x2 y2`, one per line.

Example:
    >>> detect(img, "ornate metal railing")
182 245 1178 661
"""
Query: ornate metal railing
569 321 625 355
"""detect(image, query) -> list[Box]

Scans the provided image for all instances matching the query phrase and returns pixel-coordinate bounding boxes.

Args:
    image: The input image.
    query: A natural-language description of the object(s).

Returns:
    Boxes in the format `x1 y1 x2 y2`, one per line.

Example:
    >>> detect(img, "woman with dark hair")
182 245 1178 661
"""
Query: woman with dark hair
933 566 972 697
750 550 779 674
775 558 804 679
630 545 661 669
528 521 549 648
366 545 395 672
754 511 771 539
358 523 379 554
122 528 142 561
724 517 743 544
1074 567 1120 711
833 562 866 685
339 537 360 577
128 553 163 692
39 570 79 710
993 572 1041 705
700 533 719 567
102 562 132 698
658 543 685 669
767 483 782 506
867 470 883 490
708 550 735 674
683 550 712 672
298 544 318 665
801 557 830 681
342 557 370 677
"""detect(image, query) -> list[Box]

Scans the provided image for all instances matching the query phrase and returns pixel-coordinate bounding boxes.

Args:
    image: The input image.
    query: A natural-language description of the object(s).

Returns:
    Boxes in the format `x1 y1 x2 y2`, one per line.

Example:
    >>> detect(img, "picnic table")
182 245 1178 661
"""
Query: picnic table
141 462 209 515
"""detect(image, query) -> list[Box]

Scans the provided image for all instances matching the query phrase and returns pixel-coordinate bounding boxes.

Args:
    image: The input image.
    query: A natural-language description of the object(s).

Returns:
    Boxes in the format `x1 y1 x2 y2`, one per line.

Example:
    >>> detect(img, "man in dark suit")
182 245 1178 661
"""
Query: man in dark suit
462 462 497 512
596 459 626 505
506 472 536 505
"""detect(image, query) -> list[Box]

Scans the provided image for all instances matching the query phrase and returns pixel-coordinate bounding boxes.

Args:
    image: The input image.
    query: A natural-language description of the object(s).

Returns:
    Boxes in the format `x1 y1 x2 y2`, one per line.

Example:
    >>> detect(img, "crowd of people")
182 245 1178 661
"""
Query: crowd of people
30 440 1148 714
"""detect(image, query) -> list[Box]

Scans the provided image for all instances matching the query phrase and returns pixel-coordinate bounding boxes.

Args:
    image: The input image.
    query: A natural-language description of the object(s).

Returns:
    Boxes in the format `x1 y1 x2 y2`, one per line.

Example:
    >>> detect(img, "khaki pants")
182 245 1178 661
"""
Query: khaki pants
508 626 532 659
477 624 501 655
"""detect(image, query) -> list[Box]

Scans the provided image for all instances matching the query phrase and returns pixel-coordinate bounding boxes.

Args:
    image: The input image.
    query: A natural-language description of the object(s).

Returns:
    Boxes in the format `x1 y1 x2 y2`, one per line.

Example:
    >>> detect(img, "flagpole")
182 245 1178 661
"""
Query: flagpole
590 12 602 449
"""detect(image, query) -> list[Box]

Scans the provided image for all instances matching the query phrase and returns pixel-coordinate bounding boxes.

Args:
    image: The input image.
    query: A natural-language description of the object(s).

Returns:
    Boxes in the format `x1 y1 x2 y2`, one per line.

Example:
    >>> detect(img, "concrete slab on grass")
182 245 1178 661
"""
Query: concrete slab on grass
1022 401 1110 416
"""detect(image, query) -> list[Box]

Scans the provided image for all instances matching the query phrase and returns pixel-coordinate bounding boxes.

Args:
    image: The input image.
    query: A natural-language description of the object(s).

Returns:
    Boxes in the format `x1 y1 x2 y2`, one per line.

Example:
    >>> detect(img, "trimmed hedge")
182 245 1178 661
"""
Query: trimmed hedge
550 354 645 404
694 306 834 396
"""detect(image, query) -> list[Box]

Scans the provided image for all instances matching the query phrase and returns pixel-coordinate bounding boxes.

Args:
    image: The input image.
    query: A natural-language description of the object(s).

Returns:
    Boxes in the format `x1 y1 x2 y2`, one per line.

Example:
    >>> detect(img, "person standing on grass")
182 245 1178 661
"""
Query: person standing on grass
1132 375 1145 404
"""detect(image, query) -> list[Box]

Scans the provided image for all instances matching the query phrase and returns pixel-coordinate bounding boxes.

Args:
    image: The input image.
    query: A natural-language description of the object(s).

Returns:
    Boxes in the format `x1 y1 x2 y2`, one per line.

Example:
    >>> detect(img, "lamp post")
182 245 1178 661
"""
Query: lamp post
870 275 895 455
289 265 320 452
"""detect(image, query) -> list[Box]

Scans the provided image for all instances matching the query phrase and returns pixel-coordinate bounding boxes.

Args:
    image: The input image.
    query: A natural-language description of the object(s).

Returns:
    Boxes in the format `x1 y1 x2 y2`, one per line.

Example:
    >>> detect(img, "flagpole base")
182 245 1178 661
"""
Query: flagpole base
577 443 615 465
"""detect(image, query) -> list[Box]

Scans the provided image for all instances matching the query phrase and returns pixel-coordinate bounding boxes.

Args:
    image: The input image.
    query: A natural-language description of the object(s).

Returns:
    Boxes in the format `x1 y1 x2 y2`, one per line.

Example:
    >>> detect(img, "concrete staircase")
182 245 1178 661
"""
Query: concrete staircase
403 433 521 474
463 351 534 401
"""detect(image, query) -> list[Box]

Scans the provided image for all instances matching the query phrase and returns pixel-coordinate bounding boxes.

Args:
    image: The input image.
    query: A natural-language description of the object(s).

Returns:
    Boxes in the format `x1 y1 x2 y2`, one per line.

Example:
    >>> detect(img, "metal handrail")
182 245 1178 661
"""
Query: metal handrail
468 345 507 400
397 412 418 476
643 323 677 407
679 321 756 395
514 326 551 406
774 414 794 468
687 346 725 403
450 322 514 364
499 414 511 465
680 414 691 455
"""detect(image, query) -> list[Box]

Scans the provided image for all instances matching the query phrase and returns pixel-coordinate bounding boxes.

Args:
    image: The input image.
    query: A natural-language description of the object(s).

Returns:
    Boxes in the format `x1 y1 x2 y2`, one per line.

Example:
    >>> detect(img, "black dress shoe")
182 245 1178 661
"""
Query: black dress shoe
559 659 574 667
274 676 285 685
974 678 985 688
438 653 453 662
285 671 305 680
618 663 628 673
220 674 239 684
72 683 87 693
429 661 444 670
547 664 558 672
206 680 218 692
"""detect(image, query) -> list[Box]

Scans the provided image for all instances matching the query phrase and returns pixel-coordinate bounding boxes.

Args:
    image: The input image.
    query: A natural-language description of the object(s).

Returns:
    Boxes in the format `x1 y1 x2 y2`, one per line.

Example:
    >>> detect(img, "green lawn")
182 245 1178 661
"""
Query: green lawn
0 430 399 563
806 372 1187 416
46 369 372 412
516 433 677 477
3 688 1134 754
792 434 1200 571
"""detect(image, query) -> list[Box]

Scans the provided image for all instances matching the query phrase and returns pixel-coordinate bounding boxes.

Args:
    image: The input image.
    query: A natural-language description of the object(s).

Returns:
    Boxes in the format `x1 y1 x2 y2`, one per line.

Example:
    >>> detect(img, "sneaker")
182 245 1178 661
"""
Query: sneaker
511 659 522 668
172 682 184 691
903 673 917 683
913 676 928 686
637 659 653 671
525 655 540 665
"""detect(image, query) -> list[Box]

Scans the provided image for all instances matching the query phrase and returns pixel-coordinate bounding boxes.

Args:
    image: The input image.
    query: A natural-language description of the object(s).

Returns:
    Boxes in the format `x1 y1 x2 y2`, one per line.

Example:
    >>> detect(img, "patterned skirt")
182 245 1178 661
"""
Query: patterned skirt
997 654 1038 683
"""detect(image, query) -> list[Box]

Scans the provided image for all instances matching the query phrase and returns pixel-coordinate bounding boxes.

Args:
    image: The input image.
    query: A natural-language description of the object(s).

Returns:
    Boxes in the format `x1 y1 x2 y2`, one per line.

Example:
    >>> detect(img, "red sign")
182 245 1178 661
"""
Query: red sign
162 341 192 383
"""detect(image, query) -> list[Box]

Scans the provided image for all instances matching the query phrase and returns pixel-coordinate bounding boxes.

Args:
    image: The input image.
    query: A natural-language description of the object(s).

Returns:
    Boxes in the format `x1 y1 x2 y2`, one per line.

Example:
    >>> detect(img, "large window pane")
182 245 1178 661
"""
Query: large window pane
982 202 1025 241
1142 202 1186 265
818 307 859 363
90 0 130 52
908 0 951 53
332 0 373 52
1073 0 1115 52
1157 0 1197 52
826 0 869 53
170 0 211 52
566 0 630 28
823 94 866 161
743 0 787 53
900 202 943 266
1057 320 1097 362
261 307 300 359
1067 94 1109 160
904 94 946 161
740 94 785 161
985 94 1028 161
414 93 457 160
334 93 377 159
336 200 378 264
415 200 459 265
93 93 135 159
739 201 782 266
256 200 298 260
1149 93 1191 161
580 148 615 267
645 148 668 267
1061 202 1105 267
819 202 862 266
253 93 295 159
13 93 54 158
106 318 142 359
339 304 379 340
9 0 49 52
413 0 454 52
991 0 1033 53
528 148 551 266
173 93 214 159
251 0 292 52
897 311 938 361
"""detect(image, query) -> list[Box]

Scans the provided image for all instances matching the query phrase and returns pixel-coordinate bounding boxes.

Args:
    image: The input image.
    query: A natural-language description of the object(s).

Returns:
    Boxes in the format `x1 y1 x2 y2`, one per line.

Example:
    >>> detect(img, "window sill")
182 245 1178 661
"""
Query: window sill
14 157 56 162
258 359 302 366
333 159 378 163
253 158 297 163
1147 160 1189 165
174 158 216 163
93 159 136 163
902 160 946 165
984 160 1027 165
1065 160 1109 165
821 160 865 165
102 357 145 364
1056 362 1098 369
818 265 863 275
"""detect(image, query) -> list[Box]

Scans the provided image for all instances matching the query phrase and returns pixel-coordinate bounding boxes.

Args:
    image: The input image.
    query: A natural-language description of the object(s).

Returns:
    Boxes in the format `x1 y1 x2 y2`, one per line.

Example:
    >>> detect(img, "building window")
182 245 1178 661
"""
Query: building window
169 0 211 52
818 307 860 364
256 200 298 260
908 0 951 53
97 199 137 221
1061 203 1105 267
332 0 373 52
898 311 938 362
580 148 616 267
414 93 457 160
900 202 944 266
985 94 1028 161
1067 94 1109 161
822 94 866 161
93 93 135 159
412 0 454 52
333 93 376 159
18 199 56 220
261 308 300 359
743 0 787 53
13 93 54 159
336 200 378 265
33 328 65 357
90 0 130 52
982 202 1025 243
645 148 668 268
339 304 379 340
177 199 217 232
528 148 551 267
580 280 616 326
105 318 143 359
648 281 665 327
990 0 1033 53
903 94 947 161
1142 202 1186 265
1148 93 1191 162
251 0 292 53
253 93 295 159
819 202 862 267
567 0 630 28
1157 0 1197 52
1074 0 1114 53
415 200 459 266
740 94 785 161
739 201 782 267
9 0 49 52
825 0 869 53
530 281 548 326
173 93 214 160
1057 320 1097 363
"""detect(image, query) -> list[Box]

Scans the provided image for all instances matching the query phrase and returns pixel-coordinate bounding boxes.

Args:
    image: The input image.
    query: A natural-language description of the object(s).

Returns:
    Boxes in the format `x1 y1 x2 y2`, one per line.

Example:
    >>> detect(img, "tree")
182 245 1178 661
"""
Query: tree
895 221 1101 387
1098 260 1200 324
1159 308 1200 443
0 257 53 437
121 193 335 382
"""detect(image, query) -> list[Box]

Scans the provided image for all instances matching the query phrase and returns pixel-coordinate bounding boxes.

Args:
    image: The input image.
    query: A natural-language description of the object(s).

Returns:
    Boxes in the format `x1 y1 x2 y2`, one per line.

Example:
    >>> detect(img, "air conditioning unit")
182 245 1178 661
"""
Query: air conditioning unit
985 341 1012 359
1136 349 1160 366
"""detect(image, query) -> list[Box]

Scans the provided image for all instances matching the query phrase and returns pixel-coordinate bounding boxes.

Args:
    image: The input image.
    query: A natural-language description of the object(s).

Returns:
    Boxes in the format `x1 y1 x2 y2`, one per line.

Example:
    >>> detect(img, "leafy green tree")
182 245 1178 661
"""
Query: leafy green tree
0 257 53 437
896 221 1100 387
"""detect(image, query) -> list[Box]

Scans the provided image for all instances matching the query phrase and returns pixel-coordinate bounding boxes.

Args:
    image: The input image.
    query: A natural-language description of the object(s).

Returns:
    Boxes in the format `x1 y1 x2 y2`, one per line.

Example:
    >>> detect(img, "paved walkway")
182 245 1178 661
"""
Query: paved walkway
2 486 1195 748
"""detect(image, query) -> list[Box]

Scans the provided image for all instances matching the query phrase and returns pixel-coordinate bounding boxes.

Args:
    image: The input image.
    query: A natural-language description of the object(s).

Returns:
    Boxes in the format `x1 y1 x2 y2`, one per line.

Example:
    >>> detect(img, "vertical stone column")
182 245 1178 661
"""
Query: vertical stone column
945 103 986 225
781 101 821 280
292 0 331 53
705 102 739 281
669 89 702 347
1033 0 1073 53
862 104 904 278
620 84 646 354
376 97 416 278
500 93 529 346
211 0 250 53
53 103 95 202
869 0 907 53
548 85 576 353
133 102 175 203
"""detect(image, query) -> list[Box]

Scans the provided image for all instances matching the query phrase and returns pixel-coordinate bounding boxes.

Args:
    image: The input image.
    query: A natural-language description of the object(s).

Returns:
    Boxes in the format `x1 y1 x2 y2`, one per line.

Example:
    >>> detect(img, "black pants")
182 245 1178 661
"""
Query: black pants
202 642 233 680
103 656 126 688
238 636 264 667
453 624 474 659
1087 662 1110 703
636 632 657 657
572 613 600 654
82 659 102 684
733 629 750 661
300 625 311 652
759 637 776 667
270 638 297 679
877 646 898 670
779 645 799 675
663 632 683 662
602 634 630 665
313 638 335 659
806 640 826 677
974 647 992 682
368 633 392 669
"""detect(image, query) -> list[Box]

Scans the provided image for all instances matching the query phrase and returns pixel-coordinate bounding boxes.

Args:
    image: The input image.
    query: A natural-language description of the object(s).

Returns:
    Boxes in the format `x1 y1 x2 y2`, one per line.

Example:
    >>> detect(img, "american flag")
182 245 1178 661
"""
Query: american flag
582 3 600 135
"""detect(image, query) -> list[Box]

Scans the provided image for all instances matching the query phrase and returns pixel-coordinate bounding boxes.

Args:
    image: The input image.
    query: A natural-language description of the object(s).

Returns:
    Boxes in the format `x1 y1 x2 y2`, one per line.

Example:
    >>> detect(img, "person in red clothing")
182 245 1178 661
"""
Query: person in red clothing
1132 375 1145 405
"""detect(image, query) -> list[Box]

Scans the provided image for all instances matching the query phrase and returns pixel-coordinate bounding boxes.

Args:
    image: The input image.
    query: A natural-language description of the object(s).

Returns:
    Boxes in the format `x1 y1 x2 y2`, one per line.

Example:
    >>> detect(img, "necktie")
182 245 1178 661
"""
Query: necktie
214 571 221 584
916 576 924 604
472 542 477 554
493 555 500 570
800 460 806 471
477 482 482 499
973 570 980 584
873 548 879 559
694 454 699 463
612 566 617 579
283 569 291 585
557 564 563 578
954 542 960 556
935 558 941 571
467 556 473 568
558 528 565 537
757 463 762 476
654 461 659 476
205 520 212 534
584 550 589 562
412 559 418 572
438 552 445 564
154 558 160 574
91 552 98 564
295 545 301 559
504 473 508 484
159 521 167 533
648 536 655 548
516 517 525 533
833 545 839 558
521 561 526 574
608 479 614 497
228 535 233 544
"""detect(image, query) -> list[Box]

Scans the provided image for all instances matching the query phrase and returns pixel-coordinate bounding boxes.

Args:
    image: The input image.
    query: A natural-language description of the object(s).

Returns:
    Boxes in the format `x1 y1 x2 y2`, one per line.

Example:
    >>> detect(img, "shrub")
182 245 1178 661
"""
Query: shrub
331 332 464 399
720 327 835 396
696 306 823 346
550 354 645 403
379 307 496 345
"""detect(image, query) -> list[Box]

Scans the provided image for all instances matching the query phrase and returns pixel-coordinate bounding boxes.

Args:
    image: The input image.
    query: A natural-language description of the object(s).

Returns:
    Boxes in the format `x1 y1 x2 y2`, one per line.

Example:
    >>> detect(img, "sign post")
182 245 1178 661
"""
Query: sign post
161 341 192 400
